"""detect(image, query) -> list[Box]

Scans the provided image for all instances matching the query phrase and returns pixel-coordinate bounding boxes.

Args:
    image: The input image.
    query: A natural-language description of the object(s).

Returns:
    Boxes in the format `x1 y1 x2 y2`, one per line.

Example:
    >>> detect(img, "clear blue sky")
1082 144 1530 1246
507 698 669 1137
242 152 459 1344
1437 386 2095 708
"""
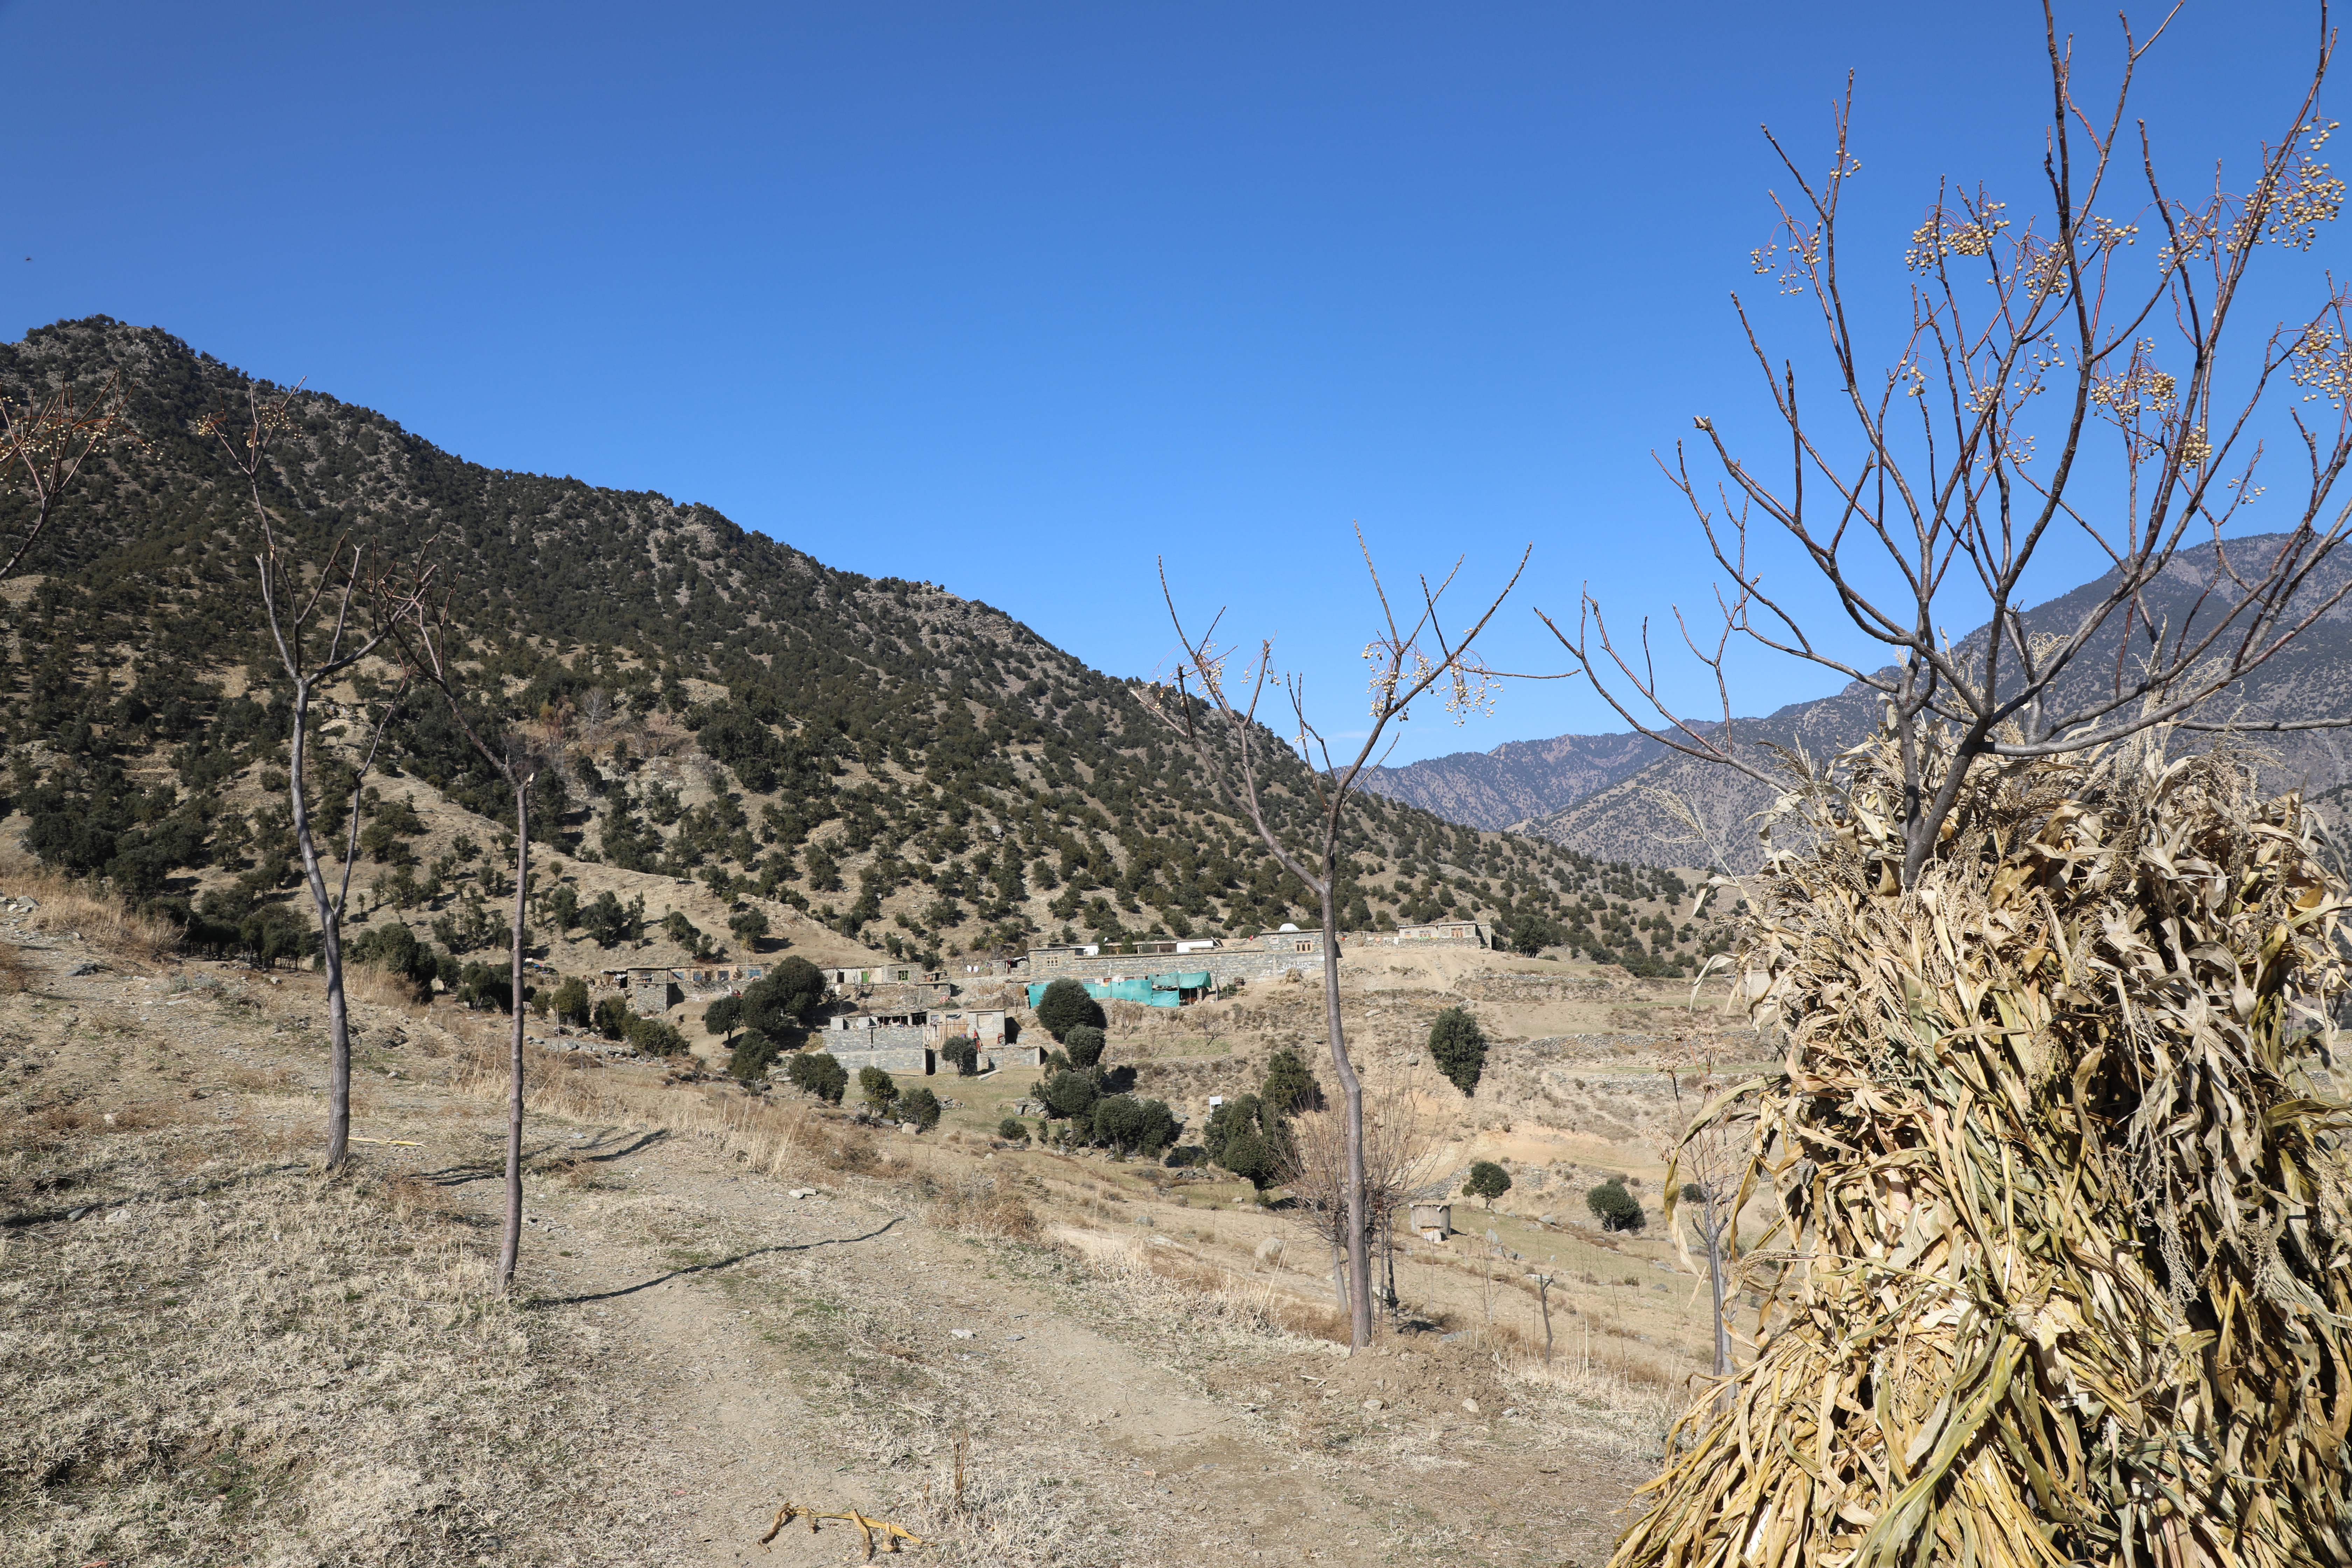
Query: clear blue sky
2 1 2335 762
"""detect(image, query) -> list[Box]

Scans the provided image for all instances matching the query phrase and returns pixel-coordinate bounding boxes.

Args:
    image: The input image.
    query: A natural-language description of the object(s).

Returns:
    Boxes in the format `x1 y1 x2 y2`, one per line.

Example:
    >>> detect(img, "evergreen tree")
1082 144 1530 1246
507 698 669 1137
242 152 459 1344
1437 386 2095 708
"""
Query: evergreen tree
1463 1160 1512 1208
1260 1048 1323 1114
1035 977 1102 1041
1586 1176 1645 1232
1429 1007 1488 1097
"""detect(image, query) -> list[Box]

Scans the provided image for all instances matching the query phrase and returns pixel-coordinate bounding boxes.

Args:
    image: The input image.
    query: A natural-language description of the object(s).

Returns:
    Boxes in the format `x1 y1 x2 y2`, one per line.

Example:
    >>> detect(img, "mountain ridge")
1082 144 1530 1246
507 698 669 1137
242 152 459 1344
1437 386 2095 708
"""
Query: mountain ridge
0 316 1729 979
1424 544 2352 867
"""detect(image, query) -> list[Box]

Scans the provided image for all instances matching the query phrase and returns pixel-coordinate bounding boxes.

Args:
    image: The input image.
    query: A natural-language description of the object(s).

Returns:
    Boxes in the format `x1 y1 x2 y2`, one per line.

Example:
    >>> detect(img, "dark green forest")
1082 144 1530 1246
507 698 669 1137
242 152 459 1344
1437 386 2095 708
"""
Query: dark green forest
0 317 1718 976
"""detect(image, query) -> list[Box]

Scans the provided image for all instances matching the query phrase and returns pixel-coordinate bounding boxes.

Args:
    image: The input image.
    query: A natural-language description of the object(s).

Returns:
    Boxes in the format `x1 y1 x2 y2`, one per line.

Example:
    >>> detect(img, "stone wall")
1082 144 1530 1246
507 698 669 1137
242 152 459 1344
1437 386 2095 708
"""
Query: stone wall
1022 946 1326 988
820 1042 933 1076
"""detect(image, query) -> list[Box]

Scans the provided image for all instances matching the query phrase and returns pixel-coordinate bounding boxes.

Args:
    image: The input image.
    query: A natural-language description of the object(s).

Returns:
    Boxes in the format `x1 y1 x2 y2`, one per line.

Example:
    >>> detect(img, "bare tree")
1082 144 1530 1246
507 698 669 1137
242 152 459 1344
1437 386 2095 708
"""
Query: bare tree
391 595 542 1294
1281 1064 1445 1326
1147 539 1526 1353
1548 5 2352 888
201 388 432 1171
2 369 141 582
1663 1064 1750 1384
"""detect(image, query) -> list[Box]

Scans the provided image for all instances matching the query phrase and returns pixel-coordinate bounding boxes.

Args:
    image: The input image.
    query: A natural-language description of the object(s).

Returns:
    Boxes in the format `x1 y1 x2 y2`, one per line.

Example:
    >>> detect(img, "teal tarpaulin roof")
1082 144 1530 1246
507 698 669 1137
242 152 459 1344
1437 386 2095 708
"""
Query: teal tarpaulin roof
1149 972 1213 990
1026 977 1192 1010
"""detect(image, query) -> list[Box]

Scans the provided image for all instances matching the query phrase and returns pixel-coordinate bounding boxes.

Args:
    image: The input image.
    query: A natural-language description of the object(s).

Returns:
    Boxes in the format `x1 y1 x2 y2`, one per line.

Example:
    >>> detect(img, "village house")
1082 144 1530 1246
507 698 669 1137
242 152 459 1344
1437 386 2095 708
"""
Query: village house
600 961 774 1016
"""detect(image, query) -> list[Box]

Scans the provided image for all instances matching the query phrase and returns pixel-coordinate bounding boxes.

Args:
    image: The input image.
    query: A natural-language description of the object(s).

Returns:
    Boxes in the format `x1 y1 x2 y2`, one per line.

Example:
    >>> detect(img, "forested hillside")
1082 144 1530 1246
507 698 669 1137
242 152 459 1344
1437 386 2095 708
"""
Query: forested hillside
0 318 1725 979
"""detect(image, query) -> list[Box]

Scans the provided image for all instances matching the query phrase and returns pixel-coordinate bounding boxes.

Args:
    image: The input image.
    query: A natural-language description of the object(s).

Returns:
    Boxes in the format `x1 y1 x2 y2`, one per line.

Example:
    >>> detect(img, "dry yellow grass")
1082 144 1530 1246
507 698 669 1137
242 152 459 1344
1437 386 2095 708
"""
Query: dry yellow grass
9 867 180 965
0 1112 675 1566
343 958 427 1012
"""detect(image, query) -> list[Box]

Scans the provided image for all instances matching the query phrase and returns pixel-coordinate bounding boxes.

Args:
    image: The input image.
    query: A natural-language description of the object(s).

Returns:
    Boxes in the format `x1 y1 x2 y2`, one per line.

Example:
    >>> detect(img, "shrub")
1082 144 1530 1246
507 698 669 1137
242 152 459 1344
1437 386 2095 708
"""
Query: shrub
591 996 634 1041
348 920 437 1001
1164 1144 1207 1168
996 1116 1030 1143
1062 1023 1106 1070
1035 977 1103 1041
704 994 743 1042
727 907 770 947
729 1029 782 1082
1586 1176 1645 1232
1091 1093 1179 1155
455 961 511 1012
1260 1048 1323 1113
898 1086 942 1131
1462 1160 1512 1208
940 1035 981 1076
1429 1006 1488 1096
786 1050 847 1104
1202 1093 1287 1192
551 974 592 1027
858 1064 900 1114
625 1016 687 1056
1041 1068 1099 1121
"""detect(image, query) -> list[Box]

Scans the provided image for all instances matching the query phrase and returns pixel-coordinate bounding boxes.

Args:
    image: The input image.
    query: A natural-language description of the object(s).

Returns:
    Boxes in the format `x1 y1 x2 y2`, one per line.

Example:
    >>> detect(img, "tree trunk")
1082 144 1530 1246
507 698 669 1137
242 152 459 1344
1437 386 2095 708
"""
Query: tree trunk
1318 876 1373 1350
1382 1207 1400 1326
1702 1201 1731 1380
498 786 530 1294
283 677 352 1172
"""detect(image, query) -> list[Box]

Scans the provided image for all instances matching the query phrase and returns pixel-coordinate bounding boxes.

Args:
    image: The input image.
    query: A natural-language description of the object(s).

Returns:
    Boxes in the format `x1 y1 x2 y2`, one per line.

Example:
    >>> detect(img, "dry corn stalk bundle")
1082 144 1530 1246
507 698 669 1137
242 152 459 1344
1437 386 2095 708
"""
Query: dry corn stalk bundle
1618 732 2352 1568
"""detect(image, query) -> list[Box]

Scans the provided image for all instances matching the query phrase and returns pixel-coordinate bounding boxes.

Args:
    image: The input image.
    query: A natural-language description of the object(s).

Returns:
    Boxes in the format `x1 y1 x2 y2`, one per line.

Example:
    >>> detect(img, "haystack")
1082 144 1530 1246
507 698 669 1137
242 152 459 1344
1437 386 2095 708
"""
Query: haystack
1619 732 2352 1568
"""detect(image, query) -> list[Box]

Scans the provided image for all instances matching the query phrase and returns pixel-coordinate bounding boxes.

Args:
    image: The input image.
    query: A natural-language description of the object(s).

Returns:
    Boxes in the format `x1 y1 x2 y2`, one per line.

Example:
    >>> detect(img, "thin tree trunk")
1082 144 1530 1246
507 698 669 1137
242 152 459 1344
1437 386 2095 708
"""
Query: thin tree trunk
284 677 353 1171
499 788 530 1294
1382 1207 1398 1325
1702 1202 1731 1379
1332 1237 1349 1314
1318 876 1373 1350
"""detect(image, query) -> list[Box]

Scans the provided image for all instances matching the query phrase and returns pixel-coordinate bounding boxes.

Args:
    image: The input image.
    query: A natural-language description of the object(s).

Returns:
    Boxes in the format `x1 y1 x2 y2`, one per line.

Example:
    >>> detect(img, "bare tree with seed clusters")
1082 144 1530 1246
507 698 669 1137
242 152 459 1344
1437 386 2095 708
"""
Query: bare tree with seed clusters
1547 3 2352 889
1148 535 1527 1350
390 594 544 1295
200 387 434 1172
3 369 141 582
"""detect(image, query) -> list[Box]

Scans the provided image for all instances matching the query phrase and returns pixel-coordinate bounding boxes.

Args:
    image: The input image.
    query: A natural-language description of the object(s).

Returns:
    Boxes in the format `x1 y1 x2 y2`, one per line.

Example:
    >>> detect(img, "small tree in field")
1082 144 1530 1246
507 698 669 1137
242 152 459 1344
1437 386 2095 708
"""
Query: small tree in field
1463 1160 1512 1209
552 975 591 1027
939 1035 981 1076
859 1065 900 1115
389 591 546 1294
1148 534 1528 1350
1587 1176 1645 1233
1428 1007 1488 1097
899 1085 942 1131
1282 1064 1441 1322
201 386 428 1172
